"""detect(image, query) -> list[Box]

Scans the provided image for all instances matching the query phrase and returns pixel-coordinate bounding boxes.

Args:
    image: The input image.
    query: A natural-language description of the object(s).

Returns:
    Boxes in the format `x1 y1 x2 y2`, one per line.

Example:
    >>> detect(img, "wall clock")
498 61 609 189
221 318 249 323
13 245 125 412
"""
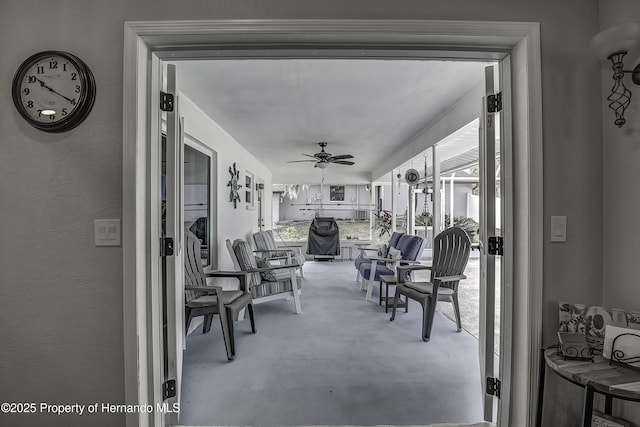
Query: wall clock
12 50 96 132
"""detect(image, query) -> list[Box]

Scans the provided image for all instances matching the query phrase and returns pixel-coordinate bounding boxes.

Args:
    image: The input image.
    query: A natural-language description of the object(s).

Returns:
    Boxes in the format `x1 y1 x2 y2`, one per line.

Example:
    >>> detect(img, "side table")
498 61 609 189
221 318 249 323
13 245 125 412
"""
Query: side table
379 274 408 313
537 347 640 427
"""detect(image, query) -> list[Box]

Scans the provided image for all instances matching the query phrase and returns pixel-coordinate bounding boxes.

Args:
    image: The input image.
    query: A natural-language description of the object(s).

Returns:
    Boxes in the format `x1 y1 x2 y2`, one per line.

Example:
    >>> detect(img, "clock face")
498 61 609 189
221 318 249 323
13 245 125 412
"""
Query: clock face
12 51 96 132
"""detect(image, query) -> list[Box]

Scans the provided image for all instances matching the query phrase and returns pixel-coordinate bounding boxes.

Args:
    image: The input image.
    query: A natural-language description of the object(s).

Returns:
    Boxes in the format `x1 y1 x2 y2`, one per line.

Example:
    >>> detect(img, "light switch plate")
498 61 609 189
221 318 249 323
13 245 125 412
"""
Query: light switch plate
550 216 567 242
95 219 121 246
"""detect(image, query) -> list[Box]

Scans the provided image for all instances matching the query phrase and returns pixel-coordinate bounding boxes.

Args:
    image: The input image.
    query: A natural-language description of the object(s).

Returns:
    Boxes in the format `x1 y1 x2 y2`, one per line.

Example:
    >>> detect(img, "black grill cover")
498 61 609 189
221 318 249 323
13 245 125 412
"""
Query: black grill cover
307 217 340 255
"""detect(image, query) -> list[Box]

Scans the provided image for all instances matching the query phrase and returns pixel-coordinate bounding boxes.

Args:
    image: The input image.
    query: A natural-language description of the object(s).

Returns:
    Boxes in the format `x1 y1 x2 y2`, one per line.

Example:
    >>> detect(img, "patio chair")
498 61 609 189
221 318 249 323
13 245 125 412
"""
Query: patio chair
354 231 403 284
252 229 305 278
390 226 471 342
355 232 426 302
184 231 256 361
226 238 302 313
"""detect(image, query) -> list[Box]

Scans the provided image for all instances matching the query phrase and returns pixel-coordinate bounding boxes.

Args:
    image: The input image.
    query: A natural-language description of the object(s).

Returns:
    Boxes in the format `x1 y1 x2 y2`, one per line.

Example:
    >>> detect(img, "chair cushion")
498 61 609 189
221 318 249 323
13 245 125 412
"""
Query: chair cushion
403 282 455 296
187 290 244 308
389 232 403 248
256 257 277 282
395 234 424 261
404 282 433 294
254 230 278 251
273 267 295 281
354 254 368 270
256 257 296 282
291 253 305 267
358 262 394 281
232 239 262 287
250 276 302 299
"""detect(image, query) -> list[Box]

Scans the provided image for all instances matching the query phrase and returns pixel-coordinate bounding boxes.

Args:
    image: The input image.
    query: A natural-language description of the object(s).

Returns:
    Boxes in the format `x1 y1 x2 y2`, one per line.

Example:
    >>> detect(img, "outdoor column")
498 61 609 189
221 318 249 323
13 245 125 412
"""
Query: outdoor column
441 178 447 228
391 170 397 232
407 184 415 235
432 147 441 239
369 183 375 240
450 173 455 228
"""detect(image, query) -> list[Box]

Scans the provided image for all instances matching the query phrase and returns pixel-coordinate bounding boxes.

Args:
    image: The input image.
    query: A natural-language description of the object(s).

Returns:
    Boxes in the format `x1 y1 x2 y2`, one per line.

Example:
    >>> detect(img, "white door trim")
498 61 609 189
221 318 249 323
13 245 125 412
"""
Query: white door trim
122 19 543 427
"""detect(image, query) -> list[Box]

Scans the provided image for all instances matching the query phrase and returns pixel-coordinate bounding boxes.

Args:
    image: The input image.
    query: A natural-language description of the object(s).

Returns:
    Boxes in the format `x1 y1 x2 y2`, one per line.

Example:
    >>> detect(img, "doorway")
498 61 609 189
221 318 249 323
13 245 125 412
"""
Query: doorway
173 57 498 425
122 19 543 427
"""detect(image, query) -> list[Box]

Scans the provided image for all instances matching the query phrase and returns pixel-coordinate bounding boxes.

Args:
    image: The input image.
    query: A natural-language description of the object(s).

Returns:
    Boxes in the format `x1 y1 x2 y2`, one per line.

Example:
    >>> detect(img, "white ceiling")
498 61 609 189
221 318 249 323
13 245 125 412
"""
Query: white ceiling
389 118 486 183
172 59 488 185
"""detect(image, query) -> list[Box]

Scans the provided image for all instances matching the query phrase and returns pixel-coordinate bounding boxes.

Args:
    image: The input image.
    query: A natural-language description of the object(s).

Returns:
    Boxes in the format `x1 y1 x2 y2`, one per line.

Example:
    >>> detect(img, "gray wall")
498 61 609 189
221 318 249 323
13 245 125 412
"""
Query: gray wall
600 0 640 423
0 1 604 426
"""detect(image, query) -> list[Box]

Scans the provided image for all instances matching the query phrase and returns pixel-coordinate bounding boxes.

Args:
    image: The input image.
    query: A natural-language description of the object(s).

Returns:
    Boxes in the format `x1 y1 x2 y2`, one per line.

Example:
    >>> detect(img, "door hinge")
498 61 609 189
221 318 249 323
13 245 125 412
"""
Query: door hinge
163 379 176 400
488 236 503 256
160 92 174 112
486 377 501 398
161 237 174 256
487 92 502 113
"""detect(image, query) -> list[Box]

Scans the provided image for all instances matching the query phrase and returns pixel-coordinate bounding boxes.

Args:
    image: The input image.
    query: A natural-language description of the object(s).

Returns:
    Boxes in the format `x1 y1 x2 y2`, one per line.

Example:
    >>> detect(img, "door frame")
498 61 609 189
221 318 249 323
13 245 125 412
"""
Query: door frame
122 19 543 427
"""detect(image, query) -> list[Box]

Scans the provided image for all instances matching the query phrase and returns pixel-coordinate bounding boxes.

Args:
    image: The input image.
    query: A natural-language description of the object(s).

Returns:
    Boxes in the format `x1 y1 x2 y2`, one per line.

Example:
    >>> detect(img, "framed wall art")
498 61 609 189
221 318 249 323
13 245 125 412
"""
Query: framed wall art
329 185 345 201
245 171 255 209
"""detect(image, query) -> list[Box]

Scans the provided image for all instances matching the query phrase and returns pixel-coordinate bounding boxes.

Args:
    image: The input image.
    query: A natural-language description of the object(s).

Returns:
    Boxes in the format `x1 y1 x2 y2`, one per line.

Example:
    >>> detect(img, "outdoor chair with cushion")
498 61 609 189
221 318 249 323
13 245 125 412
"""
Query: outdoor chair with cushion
184 231 256 361
252 229 305 278
226 238 302 314
354 231 403 283
390 226 471 342
355 232 426 302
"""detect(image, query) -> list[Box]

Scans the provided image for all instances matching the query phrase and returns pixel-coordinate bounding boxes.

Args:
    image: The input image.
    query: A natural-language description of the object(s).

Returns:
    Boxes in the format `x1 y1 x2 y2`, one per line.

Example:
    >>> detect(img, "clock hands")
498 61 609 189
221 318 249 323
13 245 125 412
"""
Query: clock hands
34 77 74 104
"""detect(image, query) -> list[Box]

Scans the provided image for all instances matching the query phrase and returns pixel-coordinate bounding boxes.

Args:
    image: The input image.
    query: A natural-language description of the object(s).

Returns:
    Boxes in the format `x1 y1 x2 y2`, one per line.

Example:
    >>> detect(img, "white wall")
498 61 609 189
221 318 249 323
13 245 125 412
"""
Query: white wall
379 183 410 214
179 95 272 270
600 1 640 424
0 2 604 426
278 184 371 221
271 193 281 225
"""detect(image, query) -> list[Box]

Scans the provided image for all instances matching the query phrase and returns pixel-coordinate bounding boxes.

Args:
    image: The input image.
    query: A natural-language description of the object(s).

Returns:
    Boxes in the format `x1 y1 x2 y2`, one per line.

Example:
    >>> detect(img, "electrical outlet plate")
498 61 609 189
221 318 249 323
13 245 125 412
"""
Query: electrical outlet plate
95 219 121 246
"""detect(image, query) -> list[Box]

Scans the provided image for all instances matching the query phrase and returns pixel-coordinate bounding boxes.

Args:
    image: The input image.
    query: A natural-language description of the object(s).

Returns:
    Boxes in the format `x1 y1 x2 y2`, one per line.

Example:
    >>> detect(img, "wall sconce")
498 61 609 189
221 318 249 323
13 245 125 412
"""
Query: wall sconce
591 22 640 127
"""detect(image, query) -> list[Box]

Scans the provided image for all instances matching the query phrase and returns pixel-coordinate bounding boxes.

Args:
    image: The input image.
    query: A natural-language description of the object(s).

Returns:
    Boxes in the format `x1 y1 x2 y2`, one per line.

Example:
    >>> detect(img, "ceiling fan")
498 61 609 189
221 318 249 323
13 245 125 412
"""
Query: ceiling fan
286 142 355 168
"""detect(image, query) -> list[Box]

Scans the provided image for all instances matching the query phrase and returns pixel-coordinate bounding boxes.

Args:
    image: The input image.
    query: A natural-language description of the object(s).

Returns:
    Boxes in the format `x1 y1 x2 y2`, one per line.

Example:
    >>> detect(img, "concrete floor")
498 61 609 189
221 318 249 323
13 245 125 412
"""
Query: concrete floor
179 260 485 426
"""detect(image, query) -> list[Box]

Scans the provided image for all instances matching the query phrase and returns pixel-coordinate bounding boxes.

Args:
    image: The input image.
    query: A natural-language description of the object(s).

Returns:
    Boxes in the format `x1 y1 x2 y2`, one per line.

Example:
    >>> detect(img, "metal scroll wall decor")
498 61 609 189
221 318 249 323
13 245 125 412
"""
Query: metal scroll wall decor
227 162 242 208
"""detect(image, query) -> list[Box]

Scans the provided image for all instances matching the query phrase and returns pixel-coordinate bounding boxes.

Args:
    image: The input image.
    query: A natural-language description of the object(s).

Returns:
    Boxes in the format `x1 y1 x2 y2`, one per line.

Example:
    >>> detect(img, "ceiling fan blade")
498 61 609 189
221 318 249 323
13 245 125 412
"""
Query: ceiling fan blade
331 160 355 165
302 154 318 159
328 154 354 160
286 159 318 163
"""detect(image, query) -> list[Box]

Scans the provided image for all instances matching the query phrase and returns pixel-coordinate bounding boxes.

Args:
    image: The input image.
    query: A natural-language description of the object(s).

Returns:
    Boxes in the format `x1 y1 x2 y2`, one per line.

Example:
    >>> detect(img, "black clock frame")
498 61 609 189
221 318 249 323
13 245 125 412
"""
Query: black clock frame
12 50 96 133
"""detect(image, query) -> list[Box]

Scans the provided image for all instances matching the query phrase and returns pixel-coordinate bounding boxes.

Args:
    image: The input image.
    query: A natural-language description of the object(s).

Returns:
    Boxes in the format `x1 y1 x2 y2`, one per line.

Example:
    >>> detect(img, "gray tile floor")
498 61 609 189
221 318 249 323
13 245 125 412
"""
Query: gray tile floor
179 260 485 426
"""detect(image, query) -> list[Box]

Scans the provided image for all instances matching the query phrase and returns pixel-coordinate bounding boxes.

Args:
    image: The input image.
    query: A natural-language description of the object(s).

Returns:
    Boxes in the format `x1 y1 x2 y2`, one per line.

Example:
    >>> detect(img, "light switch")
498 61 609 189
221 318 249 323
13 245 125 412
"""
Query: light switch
550 216 567 242
95 219 121 246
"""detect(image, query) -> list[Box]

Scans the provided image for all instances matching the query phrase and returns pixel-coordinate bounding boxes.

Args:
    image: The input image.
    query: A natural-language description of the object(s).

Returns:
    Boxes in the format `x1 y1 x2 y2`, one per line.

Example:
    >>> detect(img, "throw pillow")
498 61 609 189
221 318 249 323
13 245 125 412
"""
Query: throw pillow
388 246 402 261
256 257 277 282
